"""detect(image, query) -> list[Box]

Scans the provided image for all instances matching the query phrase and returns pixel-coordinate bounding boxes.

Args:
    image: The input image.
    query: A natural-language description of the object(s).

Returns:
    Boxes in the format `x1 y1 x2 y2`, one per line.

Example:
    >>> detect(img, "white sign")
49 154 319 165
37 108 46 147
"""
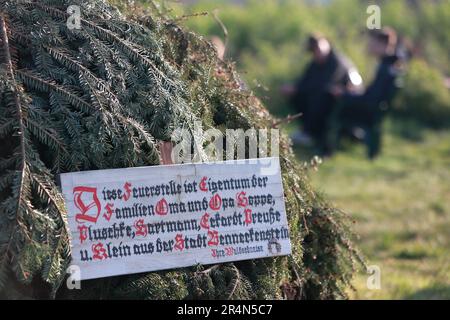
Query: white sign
60 157 291 280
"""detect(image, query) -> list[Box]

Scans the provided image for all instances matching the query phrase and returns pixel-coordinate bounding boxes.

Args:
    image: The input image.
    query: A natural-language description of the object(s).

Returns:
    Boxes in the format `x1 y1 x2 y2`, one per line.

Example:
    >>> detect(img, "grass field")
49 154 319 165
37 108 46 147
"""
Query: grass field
292 120 450 299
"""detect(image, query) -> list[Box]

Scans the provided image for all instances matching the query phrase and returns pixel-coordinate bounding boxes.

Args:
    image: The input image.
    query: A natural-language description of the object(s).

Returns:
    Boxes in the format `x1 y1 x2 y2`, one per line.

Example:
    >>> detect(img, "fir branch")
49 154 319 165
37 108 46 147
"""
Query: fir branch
0 12 28 247
15 69 93 114
25 118 68 155
44 46 122 108
0 119 14 136
31 1 179 93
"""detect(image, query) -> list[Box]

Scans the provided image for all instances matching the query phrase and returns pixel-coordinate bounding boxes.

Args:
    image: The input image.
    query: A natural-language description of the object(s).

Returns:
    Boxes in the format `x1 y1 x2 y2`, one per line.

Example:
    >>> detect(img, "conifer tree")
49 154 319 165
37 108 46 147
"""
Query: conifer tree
0 0 363 299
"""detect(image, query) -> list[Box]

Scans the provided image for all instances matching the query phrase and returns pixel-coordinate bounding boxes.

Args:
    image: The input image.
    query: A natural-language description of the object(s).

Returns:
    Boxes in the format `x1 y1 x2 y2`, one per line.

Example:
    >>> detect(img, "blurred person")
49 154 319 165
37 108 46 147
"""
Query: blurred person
282 33 362 155
209 35 249 91
210 35 226 60
445 77 450 90
329 27 403 159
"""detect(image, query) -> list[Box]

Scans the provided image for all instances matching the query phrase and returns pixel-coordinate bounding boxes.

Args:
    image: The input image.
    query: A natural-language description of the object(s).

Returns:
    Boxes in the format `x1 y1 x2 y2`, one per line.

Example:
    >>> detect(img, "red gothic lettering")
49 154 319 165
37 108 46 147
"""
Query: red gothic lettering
207 230 219 246
78 225 88 244
103 203 114 221
123 182 132 201
73 186 101 224
92 243 108 260
155 198 168 215
174 234 185 251
200 212 210 230
209 194 222 211
236 191 248 208
199 176 208 192
244 208 252 226
225 247 234 256
134 219 148 237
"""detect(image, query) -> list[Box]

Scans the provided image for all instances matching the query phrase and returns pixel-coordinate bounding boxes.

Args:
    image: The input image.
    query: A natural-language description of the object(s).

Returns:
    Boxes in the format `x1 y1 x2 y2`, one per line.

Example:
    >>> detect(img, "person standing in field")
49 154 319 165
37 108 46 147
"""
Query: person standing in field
282 33 363 155
329 27 403 159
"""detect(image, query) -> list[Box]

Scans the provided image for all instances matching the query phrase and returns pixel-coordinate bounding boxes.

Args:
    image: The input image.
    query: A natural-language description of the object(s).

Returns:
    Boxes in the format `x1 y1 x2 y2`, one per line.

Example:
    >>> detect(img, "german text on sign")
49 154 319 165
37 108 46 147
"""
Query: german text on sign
60 157 291 280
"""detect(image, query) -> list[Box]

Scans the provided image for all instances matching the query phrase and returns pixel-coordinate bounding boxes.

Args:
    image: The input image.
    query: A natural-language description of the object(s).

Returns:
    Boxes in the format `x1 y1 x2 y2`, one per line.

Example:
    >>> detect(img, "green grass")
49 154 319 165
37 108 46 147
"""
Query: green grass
292 120 450 299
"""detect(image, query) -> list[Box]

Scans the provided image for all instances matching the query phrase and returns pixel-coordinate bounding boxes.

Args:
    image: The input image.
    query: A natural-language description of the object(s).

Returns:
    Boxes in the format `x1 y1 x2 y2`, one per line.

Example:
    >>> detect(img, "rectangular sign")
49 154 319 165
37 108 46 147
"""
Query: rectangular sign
60 157 291 280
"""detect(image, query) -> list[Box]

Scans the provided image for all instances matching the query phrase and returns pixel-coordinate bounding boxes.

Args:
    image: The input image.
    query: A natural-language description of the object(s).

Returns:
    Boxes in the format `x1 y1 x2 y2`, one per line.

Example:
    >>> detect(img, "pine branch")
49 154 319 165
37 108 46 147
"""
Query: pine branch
0 12 28 248
15 69 93 114
44 46 122 108
25 118 68 155
0 119 14 136
31 2 179 94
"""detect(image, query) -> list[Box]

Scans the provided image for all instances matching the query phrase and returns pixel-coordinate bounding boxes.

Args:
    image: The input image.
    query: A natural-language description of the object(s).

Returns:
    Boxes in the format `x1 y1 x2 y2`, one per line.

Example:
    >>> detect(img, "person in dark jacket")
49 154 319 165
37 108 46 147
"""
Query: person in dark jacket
282 33 362 154
330 27 402 159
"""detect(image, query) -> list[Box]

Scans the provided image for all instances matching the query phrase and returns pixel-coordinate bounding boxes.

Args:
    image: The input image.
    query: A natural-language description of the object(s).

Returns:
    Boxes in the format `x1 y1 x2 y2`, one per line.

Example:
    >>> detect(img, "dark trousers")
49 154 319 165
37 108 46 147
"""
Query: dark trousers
329 100 384 159
296 93 336 155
